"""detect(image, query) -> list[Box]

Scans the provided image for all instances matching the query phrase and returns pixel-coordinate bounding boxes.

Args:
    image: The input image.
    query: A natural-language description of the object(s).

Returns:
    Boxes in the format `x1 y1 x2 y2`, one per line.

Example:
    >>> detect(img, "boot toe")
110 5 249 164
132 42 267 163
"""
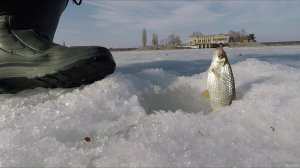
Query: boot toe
45 46 116 88
0 45 116 93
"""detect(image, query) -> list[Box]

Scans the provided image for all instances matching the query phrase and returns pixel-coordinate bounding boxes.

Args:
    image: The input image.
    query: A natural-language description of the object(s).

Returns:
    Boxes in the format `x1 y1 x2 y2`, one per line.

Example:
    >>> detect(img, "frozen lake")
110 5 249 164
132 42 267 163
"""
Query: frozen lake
1 46 300 167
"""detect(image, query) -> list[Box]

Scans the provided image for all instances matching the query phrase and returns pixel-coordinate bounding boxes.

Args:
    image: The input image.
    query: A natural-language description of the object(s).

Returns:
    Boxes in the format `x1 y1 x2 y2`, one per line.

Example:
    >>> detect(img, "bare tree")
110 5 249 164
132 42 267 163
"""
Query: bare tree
228 30 239 42
152 33 159 47
160 39 165 46
167 34 182 46
239 28 247 37
167 34 175 46
142 28 147 47
228 28 248 43
174 35 182 46
238 28 248 42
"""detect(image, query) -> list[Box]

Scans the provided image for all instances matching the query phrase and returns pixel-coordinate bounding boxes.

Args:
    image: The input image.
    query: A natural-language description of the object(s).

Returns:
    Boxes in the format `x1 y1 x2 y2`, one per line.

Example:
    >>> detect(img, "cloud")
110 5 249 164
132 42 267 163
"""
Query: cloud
84 1 225 33
56 0 300 47
220 1 300 25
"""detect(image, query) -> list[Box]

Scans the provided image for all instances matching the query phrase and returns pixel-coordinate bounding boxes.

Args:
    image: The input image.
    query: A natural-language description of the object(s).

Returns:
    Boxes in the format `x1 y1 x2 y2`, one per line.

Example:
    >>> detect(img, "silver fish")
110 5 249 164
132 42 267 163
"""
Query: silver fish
202 47 236 111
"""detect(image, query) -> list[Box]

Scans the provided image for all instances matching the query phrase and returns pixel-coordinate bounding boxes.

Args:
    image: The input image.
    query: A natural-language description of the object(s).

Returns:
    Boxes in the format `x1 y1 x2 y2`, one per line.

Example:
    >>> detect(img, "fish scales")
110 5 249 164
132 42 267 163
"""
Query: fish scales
206 47 236 111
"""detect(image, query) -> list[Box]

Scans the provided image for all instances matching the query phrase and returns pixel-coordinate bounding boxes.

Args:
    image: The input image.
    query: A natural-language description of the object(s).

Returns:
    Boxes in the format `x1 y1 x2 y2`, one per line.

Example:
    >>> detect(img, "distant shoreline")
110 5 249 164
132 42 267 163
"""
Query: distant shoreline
110 41 300 52
260 41 300 46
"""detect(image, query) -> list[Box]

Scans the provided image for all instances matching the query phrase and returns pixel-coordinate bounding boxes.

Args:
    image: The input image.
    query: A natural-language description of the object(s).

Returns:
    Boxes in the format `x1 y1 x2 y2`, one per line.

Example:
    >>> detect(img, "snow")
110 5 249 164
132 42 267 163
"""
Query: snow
1 46 300 167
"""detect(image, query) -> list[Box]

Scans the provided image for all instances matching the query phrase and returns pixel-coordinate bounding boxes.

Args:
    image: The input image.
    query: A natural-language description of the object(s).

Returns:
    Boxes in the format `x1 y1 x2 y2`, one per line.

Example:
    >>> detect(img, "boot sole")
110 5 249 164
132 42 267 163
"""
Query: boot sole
0 54 116 94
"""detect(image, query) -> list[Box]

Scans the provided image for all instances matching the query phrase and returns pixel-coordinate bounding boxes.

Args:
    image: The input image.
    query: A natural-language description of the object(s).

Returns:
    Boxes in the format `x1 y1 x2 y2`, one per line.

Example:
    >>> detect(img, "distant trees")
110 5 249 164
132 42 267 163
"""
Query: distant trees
228 28 256 43
142 28 147 47
160 39 165 46
228 28 248 43
247 33 256 42
141 28 182 47
152 33 159 47
139 28 257 48
158 34 182 47
167 34 182 46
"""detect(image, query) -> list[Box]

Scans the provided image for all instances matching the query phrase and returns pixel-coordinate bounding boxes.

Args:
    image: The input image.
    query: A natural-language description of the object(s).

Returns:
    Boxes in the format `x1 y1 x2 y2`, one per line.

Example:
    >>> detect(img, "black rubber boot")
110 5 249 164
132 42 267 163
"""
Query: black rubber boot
0 0 116 94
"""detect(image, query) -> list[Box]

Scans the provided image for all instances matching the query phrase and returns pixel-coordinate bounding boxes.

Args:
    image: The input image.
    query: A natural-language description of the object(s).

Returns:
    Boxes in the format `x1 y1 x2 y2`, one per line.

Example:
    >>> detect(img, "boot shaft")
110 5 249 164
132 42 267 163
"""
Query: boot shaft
0 0 116 93
1 0 68 41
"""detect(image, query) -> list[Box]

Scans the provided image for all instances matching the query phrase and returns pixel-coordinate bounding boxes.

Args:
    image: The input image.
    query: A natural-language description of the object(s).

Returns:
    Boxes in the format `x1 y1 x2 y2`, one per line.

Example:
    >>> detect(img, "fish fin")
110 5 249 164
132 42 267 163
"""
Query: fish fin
211 68 220 78
222 60 227 67
201 89 210 99
221 58 226 67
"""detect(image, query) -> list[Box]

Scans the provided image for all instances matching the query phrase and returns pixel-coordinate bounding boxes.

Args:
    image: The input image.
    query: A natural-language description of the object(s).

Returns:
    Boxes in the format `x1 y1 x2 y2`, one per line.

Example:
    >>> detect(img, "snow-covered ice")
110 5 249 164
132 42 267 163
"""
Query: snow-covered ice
1 46 300 167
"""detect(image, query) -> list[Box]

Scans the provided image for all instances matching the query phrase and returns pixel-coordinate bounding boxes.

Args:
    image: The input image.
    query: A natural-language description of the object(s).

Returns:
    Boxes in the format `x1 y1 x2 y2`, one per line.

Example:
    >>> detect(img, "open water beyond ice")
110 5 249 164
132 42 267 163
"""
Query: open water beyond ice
1 46 300 167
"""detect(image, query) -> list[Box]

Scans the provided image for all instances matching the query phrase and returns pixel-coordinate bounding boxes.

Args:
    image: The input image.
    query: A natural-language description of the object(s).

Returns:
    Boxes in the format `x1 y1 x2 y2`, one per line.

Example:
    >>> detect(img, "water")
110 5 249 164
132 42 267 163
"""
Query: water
1 46 300 167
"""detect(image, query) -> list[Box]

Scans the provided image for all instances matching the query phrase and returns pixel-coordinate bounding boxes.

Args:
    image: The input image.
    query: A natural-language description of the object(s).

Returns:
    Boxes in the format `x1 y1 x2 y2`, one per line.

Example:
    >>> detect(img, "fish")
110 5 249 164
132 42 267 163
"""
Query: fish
202 47 236 111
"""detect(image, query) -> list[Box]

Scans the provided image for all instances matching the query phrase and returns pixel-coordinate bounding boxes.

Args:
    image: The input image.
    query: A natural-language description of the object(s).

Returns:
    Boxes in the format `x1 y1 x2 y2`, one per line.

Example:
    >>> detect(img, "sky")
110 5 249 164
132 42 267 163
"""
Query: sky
54 0 300 48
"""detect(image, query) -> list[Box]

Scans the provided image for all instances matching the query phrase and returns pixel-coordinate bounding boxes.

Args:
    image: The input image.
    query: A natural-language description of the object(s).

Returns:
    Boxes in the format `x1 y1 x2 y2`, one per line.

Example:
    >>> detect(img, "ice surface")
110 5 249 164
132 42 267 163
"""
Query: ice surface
1 46 300 167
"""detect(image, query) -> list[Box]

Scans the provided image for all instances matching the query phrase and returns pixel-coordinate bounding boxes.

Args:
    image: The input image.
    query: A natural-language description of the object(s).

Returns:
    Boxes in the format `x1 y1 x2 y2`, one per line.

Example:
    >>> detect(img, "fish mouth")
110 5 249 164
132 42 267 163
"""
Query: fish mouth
215 58 224 64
